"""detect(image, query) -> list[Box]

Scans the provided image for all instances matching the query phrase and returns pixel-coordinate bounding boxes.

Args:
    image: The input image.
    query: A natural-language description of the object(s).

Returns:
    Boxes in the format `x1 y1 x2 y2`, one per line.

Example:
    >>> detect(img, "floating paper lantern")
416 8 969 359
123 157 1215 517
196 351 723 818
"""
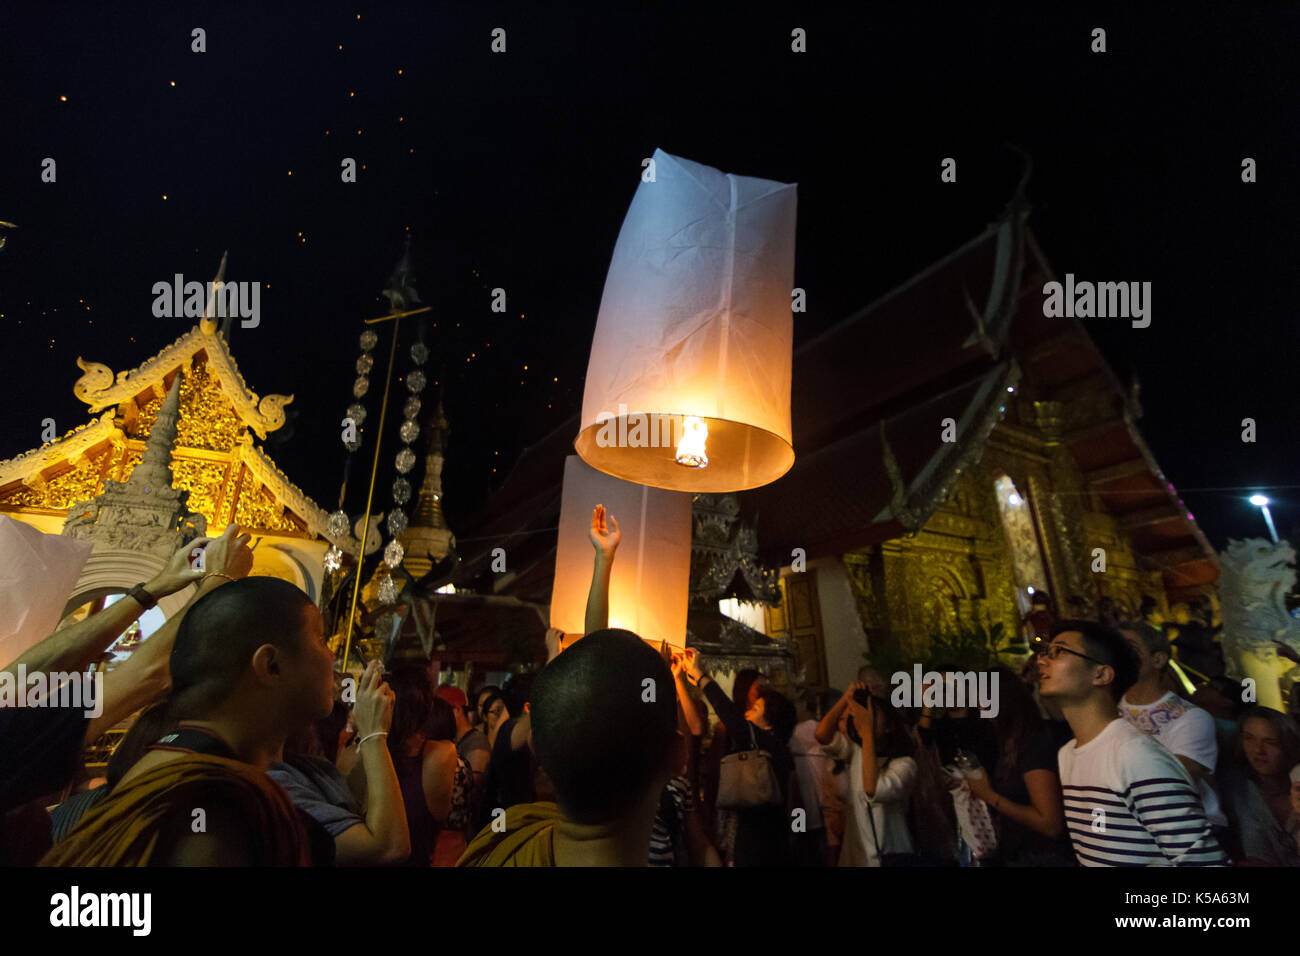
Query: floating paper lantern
549 456 692 648
575 147 797 492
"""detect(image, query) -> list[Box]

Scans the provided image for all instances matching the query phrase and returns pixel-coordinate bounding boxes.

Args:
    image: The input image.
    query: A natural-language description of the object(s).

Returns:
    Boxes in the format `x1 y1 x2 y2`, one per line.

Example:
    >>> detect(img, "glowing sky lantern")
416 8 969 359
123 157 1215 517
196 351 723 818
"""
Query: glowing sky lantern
575 148 797 492
549 456 692 648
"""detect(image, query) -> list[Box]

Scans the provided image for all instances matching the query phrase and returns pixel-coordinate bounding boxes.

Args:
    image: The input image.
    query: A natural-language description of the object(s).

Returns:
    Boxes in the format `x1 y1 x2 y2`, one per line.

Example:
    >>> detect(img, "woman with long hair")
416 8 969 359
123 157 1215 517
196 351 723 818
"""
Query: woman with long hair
814 682 920 866
961 667 1072 865
1220 705 1300 865
385 664 462 866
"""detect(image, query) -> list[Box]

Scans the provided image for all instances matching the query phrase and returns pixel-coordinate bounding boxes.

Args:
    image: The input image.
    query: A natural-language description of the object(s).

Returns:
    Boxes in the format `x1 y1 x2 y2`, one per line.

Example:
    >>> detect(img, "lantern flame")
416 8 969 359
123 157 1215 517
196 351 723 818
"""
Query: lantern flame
675 416 709 468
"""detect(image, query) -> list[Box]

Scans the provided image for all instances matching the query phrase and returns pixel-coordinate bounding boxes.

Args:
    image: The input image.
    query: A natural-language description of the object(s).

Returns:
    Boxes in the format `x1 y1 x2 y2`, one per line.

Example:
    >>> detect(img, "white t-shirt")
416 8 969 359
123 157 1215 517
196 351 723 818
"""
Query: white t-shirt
788 720 829 831
1057 718 1225 867
1119 690 1226 827
822 731 916 867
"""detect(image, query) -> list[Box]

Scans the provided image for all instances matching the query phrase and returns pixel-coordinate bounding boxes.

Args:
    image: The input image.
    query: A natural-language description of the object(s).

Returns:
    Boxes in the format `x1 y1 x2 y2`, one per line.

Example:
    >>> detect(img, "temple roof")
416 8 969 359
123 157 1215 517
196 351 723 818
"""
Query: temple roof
0 323 350 546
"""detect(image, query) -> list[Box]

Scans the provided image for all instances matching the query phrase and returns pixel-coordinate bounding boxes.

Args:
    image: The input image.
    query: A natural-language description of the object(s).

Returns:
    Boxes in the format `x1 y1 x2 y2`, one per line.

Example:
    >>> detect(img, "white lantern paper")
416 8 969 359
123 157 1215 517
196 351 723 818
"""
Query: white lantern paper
549 456 692 648
575 147 797 492
0 516 93 668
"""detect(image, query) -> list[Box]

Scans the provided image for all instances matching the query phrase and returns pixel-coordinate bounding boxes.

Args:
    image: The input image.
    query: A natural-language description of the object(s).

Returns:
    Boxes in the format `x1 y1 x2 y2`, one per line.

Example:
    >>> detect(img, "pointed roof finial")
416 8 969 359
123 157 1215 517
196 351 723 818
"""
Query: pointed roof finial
200 250 230 336
382 233 421 314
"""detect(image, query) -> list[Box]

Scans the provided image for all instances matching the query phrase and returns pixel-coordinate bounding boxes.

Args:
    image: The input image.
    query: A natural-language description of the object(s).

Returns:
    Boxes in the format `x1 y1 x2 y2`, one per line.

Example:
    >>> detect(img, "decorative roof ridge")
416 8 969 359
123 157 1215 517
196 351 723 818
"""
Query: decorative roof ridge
0 412 121 487
73 325 293 438
237 441 336 542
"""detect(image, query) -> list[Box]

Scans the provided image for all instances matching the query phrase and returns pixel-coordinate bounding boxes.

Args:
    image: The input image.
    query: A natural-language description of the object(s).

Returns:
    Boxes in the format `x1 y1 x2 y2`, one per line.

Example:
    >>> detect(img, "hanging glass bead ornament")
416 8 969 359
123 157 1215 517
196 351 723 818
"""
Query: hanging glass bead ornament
395 447 416 474
403 396 421 420
387 510 408 536
359 329 378 351
399 419 420 444
384 539 405 568
392 477 411 504
406 370 426 393
378 575 400 605
346 403 367 427
410 342 429 365
323 546 343 573
352 376 370 398
327 510 350 538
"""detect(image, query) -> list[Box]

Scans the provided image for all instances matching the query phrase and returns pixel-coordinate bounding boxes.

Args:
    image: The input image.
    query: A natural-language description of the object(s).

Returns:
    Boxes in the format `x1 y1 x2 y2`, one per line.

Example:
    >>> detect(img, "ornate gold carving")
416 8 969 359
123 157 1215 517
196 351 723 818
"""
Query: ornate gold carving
130 360 246 451
0 413 119 489
0 446 112 510
233 479 302 534
168 457 231 528
73 326 292 438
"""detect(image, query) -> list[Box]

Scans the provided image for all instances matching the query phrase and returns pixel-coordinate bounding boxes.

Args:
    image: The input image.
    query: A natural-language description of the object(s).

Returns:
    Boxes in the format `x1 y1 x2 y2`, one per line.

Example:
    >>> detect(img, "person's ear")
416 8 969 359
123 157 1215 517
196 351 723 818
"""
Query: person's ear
250 643 280 683
1094 663 1115 690
1154 651 1169 671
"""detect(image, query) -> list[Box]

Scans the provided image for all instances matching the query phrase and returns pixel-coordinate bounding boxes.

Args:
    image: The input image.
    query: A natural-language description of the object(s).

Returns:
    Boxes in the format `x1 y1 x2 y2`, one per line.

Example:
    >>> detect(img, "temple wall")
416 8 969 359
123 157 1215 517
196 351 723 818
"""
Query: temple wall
820 422 1180 678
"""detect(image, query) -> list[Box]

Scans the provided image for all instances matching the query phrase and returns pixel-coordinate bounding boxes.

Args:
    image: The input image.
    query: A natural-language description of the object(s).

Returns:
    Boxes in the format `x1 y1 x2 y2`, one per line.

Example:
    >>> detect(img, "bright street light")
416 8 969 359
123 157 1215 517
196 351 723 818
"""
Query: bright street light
1249 494 1278 543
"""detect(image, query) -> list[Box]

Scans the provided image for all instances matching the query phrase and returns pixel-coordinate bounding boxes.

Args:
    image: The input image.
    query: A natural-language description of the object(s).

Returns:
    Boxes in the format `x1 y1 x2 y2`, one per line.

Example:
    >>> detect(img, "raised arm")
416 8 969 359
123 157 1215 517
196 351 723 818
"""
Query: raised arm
85 526 254 742
6 532 223 679
583 504 620 635
334 661 410 866
671 653 705 737
682 649 744 748
816 683 862 746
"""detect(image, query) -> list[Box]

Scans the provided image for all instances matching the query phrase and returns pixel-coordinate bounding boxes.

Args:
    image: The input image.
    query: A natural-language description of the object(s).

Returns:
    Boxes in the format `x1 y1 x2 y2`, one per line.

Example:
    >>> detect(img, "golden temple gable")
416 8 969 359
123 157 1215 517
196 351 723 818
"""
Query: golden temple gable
0 322 343 599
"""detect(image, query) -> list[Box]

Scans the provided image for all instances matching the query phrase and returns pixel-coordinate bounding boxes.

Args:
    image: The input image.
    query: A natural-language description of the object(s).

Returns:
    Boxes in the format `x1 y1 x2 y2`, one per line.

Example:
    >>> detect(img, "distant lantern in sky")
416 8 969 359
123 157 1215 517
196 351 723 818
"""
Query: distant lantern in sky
549 456 692 648
575 148 797 492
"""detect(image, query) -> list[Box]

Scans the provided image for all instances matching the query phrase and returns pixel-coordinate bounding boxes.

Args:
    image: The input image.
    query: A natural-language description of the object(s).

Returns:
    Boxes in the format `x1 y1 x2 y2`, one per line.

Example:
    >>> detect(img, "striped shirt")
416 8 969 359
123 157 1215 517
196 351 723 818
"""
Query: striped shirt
1057 718 1225 867
648 777 691 866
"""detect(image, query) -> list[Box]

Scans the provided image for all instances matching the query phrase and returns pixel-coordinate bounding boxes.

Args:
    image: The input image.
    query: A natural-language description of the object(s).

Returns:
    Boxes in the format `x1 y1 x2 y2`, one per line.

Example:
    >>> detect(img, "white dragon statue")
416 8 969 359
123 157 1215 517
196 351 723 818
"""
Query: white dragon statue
1219 537 1300 710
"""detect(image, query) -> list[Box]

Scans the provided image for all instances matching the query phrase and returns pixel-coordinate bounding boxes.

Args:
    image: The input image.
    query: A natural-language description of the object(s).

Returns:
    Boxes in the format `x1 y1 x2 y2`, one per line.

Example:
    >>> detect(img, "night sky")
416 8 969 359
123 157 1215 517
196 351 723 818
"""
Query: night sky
2 2 1296 550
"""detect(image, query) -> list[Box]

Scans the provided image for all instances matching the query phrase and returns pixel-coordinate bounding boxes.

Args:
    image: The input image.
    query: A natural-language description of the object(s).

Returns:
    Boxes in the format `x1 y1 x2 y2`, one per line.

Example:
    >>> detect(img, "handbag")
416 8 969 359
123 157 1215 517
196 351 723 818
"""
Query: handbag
716 723 781 809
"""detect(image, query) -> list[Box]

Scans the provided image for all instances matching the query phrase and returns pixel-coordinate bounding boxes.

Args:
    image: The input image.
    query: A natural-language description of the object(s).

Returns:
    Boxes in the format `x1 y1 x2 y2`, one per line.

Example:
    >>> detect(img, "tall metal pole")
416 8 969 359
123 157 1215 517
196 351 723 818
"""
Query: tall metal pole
340 314 403 676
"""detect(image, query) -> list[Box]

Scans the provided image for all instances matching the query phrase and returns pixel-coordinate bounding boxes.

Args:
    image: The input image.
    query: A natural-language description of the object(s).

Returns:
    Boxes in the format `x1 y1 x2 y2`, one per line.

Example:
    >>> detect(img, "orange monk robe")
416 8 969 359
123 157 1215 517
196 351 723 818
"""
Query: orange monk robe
457 802 562 866
41 753 310 867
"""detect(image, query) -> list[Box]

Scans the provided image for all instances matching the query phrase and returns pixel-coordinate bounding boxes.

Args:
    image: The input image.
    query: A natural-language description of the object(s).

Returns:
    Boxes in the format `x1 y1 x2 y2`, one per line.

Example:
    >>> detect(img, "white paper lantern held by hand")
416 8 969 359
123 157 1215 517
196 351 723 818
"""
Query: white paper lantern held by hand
575 148 797 492
549 456 692 649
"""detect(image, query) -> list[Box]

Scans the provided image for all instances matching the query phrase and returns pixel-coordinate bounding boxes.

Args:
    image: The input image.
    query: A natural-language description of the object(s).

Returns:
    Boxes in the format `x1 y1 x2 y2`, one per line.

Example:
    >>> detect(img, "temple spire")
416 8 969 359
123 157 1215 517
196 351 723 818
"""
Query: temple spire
399 400 455 579
126 374 182 494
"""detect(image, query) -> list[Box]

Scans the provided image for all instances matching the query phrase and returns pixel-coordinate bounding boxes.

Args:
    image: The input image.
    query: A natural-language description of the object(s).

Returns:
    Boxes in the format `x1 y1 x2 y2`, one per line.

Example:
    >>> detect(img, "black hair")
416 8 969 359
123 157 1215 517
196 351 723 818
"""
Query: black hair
844 691 914 759
315 699 351 762
1051 619 1139 702
427 695 457 742
530 629 677 825
756 687 796 744
169 576 316 718
387 664 433 752
990 666 1042 791
732 669 763 710
501 672 536 718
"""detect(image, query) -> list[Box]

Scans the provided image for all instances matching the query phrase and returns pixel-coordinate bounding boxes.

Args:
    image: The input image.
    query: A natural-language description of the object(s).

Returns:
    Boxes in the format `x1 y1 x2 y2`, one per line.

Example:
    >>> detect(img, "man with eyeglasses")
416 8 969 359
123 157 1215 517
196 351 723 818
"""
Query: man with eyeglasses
1038 621 1225 866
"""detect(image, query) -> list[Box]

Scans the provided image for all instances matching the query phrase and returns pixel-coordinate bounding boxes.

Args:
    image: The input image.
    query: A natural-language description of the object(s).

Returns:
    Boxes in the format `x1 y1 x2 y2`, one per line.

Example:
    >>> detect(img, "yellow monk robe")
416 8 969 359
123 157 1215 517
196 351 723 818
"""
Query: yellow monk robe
41 753 310 867
457 802 563 866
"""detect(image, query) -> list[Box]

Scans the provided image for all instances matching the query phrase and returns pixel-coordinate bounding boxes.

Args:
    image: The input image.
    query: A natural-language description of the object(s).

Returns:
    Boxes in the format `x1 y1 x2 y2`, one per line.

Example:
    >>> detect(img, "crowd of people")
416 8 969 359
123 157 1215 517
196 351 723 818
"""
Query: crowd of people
2 511 1298 868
